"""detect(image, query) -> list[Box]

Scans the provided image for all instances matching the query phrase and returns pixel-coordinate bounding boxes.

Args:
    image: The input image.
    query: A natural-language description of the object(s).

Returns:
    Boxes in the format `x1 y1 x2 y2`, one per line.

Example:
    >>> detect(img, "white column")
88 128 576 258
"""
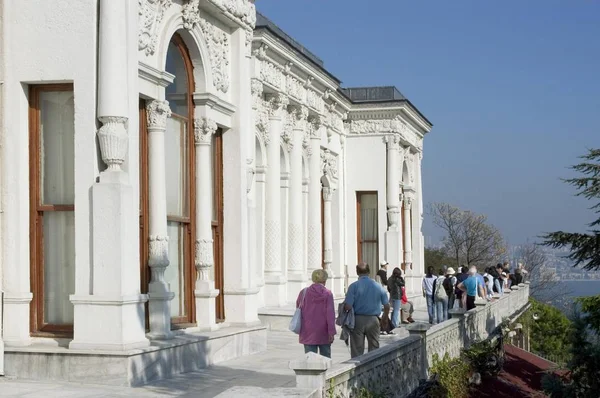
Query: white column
70 0 149 350
322 187 334 293
255 166 267 309
302 177 309 282
384 135 402 279
416 151 425 275
403 196 413 267
193 117 219 331
264 94 288 306
306 117 323 278
145 100 174 339
287 105 308 301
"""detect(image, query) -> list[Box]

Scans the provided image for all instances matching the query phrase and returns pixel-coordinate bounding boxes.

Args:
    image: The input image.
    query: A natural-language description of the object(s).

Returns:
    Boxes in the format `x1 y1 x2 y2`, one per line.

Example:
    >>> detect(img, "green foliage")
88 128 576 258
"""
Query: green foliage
462 338 503 378
429 353 471 398
355 388 387 398
541 148 600 271
529 298 572 359
543 312 600 397
575 295 600 334
425 247 457 269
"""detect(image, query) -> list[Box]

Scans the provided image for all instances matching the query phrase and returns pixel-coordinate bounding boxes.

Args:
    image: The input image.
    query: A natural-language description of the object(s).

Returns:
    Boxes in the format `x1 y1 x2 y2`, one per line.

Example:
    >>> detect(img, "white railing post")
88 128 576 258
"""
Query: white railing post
289 352 332 397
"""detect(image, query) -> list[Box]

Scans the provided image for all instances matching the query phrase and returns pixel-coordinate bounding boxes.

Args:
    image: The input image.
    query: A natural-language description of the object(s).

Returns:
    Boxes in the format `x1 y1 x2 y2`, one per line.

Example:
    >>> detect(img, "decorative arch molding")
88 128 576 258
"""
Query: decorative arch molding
157 12 211 94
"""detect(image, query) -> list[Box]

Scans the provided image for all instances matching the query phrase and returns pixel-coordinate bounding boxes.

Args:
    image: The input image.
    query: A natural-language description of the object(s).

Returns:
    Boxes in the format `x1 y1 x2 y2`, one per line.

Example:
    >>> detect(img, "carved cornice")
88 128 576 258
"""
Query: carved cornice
138 0 173 56
194 117 218 145
146 100 172 130
207 0 256 29
348 115 421 150
182 3 230 93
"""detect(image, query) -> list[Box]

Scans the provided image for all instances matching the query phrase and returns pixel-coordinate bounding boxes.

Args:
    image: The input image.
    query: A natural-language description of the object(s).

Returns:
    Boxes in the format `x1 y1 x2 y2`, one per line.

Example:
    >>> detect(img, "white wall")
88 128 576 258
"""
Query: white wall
345 135 387 281
1 0 98 343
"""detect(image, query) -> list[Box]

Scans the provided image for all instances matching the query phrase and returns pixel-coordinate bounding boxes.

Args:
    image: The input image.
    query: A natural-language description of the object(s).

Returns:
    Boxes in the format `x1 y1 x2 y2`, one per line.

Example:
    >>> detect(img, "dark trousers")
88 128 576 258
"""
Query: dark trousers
350 315 380 358
466 295 476 311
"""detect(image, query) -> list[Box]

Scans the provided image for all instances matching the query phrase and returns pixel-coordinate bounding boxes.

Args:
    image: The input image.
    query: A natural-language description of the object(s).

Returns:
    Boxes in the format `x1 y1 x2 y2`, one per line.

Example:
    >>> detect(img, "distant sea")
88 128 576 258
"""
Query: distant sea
559 280 600 298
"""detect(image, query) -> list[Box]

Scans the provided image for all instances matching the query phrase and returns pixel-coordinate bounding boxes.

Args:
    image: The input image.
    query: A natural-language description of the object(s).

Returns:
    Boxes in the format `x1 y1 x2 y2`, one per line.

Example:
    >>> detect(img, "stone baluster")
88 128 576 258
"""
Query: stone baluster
146 100 175 339
306 116 323 278
287 106 308 300
193 117 219 331
264 94 288 306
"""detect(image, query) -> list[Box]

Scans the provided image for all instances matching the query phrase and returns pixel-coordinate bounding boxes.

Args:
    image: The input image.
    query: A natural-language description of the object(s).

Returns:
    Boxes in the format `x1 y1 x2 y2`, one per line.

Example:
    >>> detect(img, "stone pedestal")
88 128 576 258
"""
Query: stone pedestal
289 352 332 395
70 173 149 350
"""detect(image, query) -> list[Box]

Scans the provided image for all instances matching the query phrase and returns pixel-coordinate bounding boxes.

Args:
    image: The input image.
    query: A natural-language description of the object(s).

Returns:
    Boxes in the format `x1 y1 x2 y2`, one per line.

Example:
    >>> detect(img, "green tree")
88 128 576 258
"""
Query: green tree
529 298 572 358
425 247 457 270
542 148 600 271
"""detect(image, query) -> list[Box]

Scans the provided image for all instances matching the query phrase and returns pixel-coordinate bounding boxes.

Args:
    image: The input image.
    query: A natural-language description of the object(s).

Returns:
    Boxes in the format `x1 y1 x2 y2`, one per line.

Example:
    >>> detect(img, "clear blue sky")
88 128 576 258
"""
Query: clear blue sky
257 0 600 245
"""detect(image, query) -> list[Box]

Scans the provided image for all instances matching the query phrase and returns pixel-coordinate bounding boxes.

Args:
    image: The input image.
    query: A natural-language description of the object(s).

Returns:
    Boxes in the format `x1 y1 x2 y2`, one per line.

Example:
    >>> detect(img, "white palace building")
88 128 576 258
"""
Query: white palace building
0 0 432 384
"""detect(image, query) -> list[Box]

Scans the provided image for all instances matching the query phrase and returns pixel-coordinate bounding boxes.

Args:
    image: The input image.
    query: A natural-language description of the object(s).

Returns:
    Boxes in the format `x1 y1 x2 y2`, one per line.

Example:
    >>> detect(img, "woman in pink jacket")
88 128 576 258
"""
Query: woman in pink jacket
295 269 337 358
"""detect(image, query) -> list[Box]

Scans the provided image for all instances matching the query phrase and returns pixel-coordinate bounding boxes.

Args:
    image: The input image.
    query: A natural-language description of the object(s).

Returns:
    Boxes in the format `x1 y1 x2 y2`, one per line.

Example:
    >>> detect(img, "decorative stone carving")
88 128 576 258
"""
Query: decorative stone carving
245 29 253 57
260 60 285 92
246 158 255 194
281 110 293 152
289 105 309 130
194 117 218 145
97 116 128 171
148 235 169 269
287 74 306 103
207 0 256 28
138 0 173 56
253 43 268 60
349 115 421 150
307 89 324 113
267 93 289 115
383 134 401 150
321 149 338 182
322 186 333 201
303 135 312 159
308 115 322 138
182 6 230 93
404 196 413 210
146 100 172 129
255 99 271 145
195 238 214 281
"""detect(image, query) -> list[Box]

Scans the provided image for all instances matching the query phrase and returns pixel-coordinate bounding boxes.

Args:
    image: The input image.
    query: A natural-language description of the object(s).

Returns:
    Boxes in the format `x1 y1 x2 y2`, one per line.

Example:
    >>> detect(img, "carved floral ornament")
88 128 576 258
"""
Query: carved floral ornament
349 115 422 150
321 149 338 182
194 117 218 145
146 100 172 129
138 0 173 56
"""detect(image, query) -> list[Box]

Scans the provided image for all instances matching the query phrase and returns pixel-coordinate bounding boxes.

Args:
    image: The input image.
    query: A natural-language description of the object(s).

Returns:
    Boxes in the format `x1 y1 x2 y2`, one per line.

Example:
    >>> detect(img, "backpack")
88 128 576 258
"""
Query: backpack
443 277 454 297
435 278 448 300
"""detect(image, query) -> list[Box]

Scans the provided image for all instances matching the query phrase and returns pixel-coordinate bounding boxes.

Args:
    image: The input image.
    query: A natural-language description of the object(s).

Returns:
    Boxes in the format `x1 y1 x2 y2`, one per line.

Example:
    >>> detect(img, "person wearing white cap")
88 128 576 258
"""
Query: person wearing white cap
443 267 457 310
377 260 389 287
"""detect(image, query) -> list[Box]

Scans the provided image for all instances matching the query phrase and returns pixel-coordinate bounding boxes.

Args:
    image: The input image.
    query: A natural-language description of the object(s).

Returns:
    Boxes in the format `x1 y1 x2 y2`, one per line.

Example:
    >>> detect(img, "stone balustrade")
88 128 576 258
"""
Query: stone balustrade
288 282 530 398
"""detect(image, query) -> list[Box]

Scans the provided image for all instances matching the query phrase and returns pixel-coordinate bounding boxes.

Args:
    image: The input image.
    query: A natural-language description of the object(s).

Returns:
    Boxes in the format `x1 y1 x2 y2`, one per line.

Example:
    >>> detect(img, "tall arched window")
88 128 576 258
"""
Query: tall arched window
140 33 196 326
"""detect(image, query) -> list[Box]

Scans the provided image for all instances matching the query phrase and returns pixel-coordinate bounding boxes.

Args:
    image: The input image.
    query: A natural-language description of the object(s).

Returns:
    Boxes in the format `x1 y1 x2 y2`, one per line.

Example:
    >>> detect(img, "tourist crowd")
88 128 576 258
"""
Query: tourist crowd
291 261 526 360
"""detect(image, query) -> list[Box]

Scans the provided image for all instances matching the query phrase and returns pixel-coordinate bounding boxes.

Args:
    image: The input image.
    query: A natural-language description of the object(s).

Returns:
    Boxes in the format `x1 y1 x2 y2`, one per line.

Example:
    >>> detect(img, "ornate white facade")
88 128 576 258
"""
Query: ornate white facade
0 0 431 384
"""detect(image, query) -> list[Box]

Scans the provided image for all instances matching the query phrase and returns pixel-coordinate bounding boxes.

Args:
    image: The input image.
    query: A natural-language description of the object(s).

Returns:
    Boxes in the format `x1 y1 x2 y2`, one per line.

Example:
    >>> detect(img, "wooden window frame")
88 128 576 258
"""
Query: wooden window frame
356 191 379 269
212 129 225 322
29 83 75 337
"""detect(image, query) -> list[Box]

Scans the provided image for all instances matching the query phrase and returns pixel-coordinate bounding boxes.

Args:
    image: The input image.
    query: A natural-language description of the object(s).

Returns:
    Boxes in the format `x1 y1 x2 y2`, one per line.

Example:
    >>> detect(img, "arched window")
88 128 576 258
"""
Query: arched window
140 33 196 326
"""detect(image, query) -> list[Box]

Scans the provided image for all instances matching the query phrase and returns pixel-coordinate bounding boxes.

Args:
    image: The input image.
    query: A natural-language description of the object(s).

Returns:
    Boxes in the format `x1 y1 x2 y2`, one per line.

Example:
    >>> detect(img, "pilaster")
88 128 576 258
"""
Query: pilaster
263 93 288 306
287 105 308 301
306 116 323 279
70 0 149 351
145 99 175 340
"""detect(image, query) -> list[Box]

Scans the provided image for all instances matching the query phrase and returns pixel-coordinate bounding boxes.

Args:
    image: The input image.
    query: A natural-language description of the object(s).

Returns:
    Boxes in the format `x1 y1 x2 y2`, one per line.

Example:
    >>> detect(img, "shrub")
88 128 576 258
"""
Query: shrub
429 352 472 398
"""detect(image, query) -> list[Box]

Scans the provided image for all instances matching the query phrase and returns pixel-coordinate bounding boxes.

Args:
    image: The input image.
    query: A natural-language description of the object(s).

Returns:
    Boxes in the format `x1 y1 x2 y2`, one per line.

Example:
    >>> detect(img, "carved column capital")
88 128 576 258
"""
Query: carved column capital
267 93 289 117
322 186 334 201
383 134 401 150
404 196 413 210
146 100 172 130
308 115 322 138
194 117 218 146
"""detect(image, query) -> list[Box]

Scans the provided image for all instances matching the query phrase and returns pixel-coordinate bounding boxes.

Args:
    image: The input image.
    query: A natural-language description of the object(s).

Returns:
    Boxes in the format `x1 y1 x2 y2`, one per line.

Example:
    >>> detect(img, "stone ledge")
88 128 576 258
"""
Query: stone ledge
4 326 267 386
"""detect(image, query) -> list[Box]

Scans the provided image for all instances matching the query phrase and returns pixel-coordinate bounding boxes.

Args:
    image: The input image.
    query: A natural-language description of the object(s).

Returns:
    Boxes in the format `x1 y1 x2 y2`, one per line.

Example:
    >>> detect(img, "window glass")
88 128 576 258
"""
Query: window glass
39 91 75 205
165 221 187 317
165 41 188 118
165 116 189 217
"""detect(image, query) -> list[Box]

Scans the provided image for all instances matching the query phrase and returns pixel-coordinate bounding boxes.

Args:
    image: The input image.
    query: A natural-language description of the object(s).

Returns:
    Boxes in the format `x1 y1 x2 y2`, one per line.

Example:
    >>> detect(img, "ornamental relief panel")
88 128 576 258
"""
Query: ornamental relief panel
321 149 338 182
260 60 286 92
182 1 231 93
139 0 173 56
286 74 306 103
307 89 324 113
348 115 421 150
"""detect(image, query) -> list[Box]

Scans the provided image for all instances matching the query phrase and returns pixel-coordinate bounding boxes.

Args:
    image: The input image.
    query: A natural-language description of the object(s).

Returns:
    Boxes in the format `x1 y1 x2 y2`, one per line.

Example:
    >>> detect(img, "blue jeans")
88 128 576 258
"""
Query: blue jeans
435 298 448 324
391 299 401 327
304 344 331 358
426 294 435 324
448 295 455 312
494 279 503 295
